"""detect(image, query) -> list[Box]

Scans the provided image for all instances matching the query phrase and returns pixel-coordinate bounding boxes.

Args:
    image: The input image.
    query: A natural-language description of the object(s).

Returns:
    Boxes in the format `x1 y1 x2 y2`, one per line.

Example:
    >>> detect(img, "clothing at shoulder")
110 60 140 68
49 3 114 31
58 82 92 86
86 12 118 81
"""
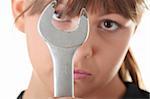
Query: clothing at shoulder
17 82 150 99
123 82 150 99
17 91 25 99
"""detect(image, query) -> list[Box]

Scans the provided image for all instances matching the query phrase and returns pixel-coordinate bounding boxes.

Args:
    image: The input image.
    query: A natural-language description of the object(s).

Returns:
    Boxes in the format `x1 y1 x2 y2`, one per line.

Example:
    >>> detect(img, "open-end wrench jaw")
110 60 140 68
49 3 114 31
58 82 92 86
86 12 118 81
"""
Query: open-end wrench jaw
38 0 89 48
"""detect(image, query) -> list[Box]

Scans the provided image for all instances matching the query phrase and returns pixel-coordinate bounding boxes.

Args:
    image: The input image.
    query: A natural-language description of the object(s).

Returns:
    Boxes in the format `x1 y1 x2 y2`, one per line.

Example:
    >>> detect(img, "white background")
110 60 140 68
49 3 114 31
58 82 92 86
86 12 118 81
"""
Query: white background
0 0 150 99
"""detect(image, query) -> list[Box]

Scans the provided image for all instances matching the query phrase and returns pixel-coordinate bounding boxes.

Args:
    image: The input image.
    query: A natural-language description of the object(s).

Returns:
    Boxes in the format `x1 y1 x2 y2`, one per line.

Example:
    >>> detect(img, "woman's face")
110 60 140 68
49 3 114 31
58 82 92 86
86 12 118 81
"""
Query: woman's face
18 0 137 97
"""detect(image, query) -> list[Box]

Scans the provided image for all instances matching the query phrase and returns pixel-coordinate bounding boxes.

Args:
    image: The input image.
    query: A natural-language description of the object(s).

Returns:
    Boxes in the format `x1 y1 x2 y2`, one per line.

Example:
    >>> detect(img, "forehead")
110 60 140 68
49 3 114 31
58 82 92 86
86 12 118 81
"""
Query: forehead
69 0 141 21
29 0 141 22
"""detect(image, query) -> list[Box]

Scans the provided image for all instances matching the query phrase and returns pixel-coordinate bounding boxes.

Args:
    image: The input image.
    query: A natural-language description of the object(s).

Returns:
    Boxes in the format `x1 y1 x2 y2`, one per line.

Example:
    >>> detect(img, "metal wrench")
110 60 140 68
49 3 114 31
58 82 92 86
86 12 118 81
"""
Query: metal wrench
38 0 89 97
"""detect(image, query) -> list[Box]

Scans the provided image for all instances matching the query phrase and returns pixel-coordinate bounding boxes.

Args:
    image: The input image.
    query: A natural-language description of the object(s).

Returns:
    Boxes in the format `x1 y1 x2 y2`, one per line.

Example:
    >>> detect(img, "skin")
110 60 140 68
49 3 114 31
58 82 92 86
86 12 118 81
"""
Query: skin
12 0 138 99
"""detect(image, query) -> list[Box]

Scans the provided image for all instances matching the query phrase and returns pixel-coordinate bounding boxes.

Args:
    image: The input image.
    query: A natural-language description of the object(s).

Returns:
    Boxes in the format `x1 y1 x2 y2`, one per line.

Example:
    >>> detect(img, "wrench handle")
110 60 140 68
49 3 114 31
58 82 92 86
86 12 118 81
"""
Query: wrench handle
50 45 78 97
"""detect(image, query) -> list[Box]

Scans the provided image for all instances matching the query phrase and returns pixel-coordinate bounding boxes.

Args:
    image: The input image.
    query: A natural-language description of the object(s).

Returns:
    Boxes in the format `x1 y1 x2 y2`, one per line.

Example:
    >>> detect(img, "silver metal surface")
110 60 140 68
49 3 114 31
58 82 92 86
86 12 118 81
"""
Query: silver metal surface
38 0 89 97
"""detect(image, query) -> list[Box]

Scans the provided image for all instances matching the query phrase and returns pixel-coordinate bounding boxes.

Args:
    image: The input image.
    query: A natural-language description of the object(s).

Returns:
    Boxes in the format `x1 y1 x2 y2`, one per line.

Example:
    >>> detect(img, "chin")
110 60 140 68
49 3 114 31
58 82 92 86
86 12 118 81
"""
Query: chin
74 85 90 98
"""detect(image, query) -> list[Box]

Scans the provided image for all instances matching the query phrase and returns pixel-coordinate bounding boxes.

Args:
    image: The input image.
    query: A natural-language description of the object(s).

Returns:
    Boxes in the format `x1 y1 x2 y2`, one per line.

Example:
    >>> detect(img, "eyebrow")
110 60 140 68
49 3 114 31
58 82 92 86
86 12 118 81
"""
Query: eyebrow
98 13 130 22
94 8 130 21
29 0 52 15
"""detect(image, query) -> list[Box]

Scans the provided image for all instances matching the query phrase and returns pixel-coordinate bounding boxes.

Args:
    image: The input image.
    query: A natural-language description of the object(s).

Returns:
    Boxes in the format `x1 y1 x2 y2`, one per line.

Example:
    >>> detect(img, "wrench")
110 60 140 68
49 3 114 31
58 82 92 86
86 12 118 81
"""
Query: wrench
38 0 89 97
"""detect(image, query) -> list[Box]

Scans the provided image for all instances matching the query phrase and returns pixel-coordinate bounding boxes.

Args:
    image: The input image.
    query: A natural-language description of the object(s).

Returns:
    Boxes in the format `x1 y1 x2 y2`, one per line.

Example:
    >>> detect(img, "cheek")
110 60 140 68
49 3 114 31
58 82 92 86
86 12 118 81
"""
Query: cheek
24 15 54 86
93 30 132 84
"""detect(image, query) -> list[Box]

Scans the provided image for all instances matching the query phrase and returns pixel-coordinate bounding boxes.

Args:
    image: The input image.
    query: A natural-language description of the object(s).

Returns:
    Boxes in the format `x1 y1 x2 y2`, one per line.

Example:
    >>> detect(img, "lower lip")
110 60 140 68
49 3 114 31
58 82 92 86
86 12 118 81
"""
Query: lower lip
74 73 92 80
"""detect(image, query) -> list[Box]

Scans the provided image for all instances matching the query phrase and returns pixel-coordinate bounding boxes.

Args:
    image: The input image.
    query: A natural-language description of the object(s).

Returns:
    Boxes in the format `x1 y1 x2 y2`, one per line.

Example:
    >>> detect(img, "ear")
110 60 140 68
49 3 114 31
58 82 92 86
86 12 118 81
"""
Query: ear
12 0 25 33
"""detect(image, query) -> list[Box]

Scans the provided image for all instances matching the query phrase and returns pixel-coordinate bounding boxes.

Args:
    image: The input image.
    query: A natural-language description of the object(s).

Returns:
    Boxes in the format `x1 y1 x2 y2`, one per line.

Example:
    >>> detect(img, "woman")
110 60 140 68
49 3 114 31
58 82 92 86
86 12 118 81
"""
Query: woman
12 0 149 99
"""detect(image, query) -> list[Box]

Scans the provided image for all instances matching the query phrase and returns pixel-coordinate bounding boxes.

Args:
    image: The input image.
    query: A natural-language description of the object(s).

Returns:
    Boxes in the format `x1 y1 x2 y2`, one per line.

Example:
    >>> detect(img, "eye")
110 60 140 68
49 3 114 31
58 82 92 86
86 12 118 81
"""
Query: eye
53 12 65 22
99 19 120 31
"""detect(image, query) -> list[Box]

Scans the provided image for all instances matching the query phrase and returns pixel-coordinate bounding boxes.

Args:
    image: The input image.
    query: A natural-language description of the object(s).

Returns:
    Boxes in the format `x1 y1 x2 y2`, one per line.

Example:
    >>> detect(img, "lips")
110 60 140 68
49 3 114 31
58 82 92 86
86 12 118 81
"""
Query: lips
74 69 92 80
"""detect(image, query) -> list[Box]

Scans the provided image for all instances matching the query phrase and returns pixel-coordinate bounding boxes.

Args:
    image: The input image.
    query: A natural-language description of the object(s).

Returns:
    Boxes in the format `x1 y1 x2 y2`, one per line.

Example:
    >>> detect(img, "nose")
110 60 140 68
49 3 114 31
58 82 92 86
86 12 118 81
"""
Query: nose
73 37 93 62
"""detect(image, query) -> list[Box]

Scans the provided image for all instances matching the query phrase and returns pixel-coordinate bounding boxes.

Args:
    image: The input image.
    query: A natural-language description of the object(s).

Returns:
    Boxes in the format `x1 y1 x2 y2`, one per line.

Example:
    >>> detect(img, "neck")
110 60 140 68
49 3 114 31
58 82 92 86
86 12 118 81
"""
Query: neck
23 72 126 99
23 71 52 99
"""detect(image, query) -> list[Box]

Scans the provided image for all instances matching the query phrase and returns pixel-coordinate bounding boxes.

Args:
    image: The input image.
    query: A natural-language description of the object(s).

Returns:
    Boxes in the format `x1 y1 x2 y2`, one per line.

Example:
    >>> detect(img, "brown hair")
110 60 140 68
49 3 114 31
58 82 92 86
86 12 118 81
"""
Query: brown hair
15 0 148 89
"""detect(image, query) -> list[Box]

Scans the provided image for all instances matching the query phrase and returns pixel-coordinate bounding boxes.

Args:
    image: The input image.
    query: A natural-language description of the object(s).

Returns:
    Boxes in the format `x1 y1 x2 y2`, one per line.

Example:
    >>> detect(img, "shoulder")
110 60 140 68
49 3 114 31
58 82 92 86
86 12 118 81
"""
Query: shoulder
17 90 25 99
123 82 150 99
